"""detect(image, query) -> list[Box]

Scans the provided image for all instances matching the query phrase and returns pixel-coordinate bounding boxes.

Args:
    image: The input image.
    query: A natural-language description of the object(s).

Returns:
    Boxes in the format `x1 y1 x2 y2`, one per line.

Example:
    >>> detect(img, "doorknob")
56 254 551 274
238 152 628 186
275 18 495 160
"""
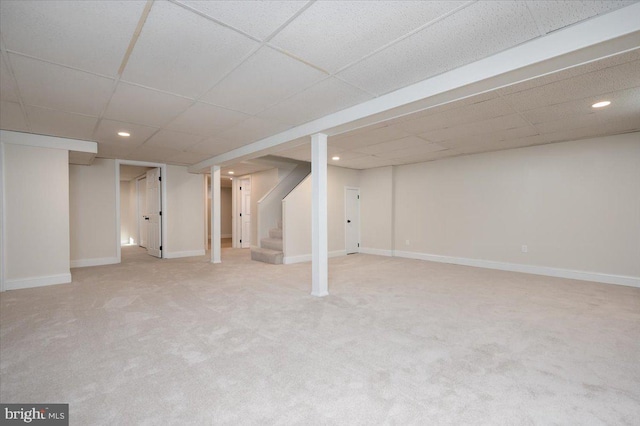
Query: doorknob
144 216 150 221
347 220 351 223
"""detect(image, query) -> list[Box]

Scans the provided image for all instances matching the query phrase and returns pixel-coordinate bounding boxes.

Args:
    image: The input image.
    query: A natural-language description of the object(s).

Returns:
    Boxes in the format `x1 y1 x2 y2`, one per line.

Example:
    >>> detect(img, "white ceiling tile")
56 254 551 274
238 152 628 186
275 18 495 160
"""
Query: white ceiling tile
522 86 640 126
274 144 310 162
258 77 372 126
373 141 447 159
94 119 158 146
526 1 636 35
126 145 187 165
166 102 250 136
217 116 291 144
0 55 20 103
437 127 544 151
0 101 29 132
171 150 213 165
450 134 548 155
97 142 136 160
392 148 460 165
186 136 239 156
354 135 430 155
144 129 205 151
501 60 640 112
338 1 539 95
330 124 412 151
270 1 465 73
122 1 259 98
421 114 536 143
176 0 307 41
104 82 193 127
327 149 368 161
0 0 146 76
496 49 640 96
26 106 97 140
336 155 397 170
10 54 113 116
202 47 326 115
542 117 640 144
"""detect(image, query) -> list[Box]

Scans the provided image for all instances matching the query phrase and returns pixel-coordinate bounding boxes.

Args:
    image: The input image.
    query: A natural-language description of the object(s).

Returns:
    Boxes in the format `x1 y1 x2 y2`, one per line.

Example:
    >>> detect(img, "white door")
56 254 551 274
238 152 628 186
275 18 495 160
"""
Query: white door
345 188 360 254
240 178 251 248
138 177 147 248
145 168 162 258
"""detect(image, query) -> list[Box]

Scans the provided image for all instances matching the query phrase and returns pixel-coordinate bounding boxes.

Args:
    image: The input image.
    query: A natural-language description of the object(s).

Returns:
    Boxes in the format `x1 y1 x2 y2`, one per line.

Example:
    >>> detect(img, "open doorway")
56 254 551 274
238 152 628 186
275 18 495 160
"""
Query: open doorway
205 174 233 251
116 160 167 263
119 165 154 261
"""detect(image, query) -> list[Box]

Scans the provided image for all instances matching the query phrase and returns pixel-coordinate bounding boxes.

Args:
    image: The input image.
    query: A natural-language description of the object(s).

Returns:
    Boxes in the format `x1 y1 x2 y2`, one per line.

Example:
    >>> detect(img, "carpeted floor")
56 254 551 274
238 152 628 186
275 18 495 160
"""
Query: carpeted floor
1 246 639 425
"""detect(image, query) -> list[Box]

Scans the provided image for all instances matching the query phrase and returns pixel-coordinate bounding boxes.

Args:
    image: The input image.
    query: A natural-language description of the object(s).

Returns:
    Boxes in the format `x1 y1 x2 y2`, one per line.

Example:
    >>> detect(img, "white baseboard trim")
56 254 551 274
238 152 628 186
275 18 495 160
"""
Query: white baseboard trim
284 250 346 265
164 250 206 259
359 247 394 257
5 272 72 291
393 250 640 288
71 257 119 268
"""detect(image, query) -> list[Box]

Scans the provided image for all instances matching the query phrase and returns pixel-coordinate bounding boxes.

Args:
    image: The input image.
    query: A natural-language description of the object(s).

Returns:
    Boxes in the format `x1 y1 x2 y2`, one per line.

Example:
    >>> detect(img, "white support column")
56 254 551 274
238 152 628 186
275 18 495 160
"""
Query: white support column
211 165 221 264
311 133 328 297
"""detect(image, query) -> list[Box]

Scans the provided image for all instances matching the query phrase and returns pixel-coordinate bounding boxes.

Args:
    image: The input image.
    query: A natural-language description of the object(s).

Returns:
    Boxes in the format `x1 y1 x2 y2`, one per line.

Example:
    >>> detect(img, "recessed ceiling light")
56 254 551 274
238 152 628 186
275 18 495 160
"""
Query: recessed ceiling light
228 171 234 175
591 101 611 108
117 131 130 137
332 156 340 161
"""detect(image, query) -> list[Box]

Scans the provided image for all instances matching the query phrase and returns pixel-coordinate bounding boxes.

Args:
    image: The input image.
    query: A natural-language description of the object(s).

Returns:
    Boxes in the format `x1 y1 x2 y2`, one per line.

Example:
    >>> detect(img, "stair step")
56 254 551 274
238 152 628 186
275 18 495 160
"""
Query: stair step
251 247 283 265
261 237 283 251
269 227 282 239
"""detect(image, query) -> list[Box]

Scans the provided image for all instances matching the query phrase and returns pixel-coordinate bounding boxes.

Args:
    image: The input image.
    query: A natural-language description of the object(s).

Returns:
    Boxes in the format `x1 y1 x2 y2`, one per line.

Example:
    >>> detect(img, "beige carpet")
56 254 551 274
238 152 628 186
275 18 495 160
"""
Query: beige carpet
1 246 639 425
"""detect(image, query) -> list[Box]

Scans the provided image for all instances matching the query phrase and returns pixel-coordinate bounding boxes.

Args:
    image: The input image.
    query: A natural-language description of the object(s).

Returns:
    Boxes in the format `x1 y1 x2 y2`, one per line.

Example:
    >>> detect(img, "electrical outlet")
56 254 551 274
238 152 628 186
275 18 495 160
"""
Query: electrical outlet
405 239 410 246
521 245 528 253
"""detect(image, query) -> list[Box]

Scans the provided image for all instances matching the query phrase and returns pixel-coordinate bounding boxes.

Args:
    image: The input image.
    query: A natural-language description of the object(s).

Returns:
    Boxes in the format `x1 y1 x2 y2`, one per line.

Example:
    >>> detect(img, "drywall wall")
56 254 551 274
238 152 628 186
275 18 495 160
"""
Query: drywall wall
283 166 359 261
221 187 232 237
69 159 117 266
3 143 70 288
393 132 640 282
359 166 394 255
247 168 279 246
165 165 205 258
283 175 311 261
120 181 131 244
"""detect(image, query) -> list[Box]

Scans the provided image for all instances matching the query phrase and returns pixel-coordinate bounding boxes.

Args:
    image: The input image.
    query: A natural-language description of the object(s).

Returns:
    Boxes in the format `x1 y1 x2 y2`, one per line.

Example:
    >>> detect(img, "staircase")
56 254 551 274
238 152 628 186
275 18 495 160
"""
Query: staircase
250 221 283 264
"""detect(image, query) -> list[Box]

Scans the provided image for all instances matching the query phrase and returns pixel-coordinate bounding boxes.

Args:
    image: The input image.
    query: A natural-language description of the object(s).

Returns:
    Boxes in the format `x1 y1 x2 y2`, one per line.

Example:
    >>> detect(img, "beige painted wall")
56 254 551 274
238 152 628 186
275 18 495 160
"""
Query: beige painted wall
69 159 117 264
283 166 359 259
120 181 131 243
165 165 205 256
393 133 640 278
283 175 311 259
4 143 70 284
360 166 394 253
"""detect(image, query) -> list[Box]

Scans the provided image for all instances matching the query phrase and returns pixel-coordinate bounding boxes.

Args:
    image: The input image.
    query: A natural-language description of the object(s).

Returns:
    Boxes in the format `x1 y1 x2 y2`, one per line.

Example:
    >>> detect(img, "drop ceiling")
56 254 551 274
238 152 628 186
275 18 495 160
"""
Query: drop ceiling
0 0 638 170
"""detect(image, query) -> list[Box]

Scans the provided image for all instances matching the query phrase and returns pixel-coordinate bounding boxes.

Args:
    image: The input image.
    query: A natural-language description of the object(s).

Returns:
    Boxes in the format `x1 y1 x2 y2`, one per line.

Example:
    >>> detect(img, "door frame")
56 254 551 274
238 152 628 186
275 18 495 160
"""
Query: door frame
344 186 360 254
232 175 251 249
115 160 167 263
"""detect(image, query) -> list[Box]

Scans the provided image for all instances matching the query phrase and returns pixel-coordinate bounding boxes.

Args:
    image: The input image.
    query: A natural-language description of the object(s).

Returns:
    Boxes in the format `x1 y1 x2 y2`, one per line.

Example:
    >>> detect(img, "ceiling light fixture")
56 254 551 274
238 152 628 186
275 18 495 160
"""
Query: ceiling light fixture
332 156 340 161
117 131 131 137
591 101 611 108
228 171 234 175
